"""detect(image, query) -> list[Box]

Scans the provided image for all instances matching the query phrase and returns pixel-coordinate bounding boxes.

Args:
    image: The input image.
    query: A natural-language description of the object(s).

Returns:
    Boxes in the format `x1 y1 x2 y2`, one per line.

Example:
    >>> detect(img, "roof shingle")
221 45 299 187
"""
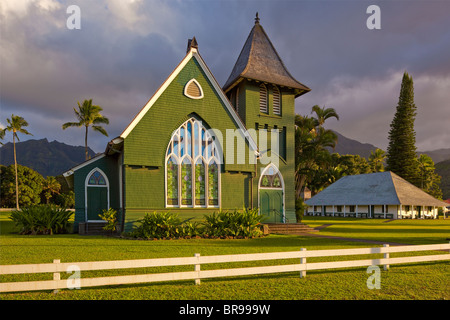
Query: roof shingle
305 171 448 207
223 16 310 96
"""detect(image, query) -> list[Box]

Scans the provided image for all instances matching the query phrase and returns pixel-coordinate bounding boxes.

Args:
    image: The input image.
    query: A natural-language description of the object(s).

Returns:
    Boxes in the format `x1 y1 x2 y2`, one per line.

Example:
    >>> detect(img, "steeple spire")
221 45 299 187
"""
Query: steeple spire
223 14 310 97
255 12 260 24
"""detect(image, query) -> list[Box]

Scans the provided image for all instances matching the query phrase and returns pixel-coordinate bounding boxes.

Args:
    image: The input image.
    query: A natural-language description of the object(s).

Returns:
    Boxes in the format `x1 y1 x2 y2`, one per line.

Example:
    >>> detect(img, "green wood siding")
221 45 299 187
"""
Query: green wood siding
72 154 121 231
121 56 256 231
235 79 296 223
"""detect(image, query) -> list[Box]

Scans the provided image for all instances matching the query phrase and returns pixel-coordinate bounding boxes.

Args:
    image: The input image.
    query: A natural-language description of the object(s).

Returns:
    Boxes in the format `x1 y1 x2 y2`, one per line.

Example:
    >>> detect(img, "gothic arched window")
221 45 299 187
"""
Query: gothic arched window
166 118 220 208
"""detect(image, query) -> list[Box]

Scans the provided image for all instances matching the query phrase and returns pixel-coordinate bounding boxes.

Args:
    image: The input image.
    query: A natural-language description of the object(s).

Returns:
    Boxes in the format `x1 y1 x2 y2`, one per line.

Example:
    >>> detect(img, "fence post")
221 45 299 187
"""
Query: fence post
383 244 389 271
53 259 60 293
194 253 201 285
300 248 307 278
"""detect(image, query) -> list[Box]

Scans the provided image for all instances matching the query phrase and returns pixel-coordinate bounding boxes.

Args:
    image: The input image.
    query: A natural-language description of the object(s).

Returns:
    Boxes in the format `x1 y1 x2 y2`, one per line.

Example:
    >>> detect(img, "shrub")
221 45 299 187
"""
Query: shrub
9 204 73 235
128 208 265 240
180 220 203 238
99 208 118 232
129 211 183 239
202 208 263 238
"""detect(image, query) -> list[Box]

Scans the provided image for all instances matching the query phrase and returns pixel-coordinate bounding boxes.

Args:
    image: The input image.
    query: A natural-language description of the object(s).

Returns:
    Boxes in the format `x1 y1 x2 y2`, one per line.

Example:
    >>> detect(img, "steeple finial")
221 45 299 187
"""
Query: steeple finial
255 12 260 24
186 37 198 53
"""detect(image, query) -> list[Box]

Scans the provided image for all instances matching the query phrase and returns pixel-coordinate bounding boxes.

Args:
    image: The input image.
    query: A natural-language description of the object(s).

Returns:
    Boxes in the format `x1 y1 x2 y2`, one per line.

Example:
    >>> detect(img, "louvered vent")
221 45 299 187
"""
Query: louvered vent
184 79 204 99
259 84 267 113
273 86 281 115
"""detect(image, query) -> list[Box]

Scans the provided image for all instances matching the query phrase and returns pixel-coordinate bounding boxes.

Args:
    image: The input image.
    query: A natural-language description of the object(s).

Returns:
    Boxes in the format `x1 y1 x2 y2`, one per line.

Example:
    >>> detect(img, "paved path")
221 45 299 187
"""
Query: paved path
314 224 334 231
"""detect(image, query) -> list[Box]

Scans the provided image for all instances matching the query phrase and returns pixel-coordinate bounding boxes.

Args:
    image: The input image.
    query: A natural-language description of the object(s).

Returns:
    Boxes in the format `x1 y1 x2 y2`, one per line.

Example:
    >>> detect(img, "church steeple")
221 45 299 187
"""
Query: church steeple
223 13 310 97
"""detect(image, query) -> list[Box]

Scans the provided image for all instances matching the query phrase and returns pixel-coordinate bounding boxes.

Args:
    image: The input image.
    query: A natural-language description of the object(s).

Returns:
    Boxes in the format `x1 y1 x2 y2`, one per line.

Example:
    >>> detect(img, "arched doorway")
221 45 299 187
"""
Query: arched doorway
259 164 284 223
85 168 109 221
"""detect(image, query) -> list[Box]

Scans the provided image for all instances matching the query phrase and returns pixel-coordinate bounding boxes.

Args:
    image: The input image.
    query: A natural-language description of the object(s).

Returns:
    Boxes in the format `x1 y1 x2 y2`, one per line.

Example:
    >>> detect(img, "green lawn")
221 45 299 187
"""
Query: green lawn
1 213 449 300
302 216 450 245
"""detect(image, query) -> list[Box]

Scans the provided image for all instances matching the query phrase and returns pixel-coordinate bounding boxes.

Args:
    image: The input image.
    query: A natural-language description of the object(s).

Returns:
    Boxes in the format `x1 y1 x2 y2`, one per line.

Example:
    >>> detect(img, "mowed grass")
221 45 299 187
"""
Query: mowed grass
302 216 450 245
0 212 449 300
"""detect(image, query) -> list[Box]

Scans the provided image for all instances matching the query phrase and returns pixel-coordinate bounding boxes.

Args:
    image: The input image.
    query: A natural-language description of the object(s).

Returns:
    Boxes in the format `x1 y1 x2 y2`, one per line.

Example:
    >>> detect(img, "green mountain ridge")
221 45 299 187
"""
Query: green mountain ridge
0 138 96 177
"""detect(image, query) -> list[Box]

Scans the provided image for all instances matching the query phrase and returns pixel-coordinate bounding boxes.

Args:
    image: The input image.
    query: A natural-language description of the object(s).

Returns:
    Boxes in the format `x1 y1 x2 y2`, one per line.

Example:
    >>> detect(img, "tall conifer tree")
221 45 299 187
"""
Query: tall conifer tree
386 72 420 186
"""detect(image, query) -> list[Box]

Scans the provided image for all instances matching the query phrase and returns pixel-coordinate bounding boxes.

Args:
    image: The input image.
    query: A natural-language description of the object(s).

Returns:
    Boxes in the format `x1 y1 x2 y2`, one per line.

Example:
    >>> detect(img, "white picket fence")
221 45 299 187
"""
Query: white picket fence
1 243 449 293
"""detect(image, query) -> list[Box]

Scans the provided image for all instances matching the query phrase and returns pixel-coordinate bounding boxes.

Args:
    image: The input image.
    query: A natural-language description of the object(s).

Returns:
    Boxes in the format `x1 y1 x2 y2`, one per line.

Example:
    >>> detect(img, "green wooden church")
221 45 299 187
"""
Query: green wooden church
64 15 310 233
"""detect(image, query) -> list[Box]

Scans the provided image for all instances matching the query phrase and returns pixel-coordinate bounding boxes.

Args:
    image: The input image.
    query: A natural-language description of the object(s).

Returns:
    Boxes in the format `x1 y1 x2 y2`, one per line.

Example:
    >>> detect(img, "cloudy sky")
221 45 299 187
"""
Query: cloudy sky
1 0 449 154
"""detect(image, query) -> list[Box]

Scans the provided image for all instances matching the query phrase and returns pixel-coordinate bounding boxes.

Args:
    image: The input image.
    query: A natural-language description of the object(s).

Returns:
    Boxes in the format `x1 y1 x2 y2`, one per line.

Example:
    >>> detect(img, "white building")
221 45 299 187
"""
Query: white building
305 171 447 219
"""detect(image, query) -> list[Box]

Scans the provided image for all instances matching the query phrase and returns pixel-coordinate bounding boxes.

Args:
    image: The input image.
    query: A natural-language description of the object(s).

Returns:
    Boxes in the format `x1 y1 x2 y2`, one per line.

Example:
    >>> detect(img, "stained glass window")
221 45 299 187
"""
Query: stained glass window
166 118 220 207
166 156 179 205
195 158 205 206
260 165 283 189
88 170 106 185
181 157 192 205
208 160 219 206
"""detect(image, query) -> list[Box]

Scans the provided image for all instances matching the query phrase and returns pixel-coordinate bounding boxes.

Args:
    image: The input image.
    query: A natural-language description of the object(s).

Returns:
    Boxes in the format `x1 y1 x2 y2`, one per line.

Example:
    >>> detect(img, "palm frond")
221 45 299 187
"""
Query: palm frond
92 125 108 137
62 121 82 129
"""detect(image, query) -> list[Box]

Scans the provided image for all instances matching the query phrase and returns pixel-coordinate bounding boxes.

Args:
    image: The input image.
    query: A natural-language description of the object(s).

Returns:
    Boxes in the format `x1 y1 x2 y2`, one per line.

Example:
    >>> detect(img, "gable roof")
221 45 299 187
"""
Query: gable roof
305 171 448 207
119 45 259 153
223 16 310 97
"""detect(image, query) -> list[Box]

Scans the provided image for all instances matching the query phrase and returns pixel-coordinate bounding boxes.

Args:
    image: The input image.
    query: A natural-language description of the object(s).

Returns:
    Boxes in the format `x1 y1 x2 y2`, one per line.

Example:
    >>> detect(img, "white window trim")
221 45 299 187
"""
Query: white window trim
84 167 110 222
184 79 204 100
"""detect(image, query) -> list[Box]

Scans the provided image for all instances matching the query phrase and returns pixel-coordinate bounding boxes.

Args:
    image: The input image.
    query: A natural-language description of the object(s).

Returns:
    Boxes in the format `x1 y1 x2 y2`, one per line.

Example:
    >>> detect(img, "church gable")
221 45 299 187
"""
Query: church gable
121 47 257 169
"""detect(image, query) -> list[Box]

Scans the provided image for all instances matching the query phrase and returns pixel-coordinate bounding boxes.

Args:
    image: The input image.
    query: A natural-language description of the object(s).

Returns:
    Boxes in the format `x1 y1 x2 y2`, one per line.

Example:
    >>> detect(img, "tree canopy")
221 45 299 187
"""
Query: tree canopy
62 99 109 160
386 72 420 185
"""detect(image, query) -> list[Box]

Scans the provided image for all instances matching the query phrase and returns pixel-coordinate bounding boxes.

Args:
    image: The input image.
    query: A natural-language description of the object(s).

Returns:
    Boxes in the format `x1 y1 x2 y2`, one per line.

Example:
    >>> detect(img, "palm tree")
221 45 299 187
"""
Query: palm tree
0 128 5 145
62 99 109 160
311 105 340 127
368 148 386 172
417 154 435 190
42 176 61 204
294 108 339 199
1 115 33 209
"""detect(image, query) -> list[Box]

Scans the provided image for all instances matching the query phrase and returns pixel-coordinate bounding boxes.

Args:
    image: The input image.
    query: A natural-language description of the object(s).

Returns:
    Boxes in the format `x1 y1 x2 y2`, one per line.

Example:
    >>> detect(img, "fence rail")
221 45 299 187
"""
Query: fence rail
1 243 449 293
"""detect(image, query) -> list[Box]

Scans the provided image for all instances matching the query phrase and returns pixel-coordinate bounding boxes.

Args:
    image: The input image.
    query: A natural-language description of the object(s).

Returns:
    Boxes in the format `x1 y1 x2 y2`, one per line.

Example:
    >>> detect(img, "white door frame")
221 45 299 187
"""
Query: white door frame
84 167 110 222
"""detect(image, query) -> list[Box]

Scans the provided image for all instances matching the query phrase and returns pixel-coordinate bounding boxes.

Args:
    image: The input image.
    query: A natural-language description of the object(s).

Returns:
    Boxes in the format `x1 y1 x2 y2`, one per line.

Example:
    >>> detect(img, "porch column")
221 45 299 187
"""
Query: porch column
344 205 346 218
356 205 359 218
399 204 402 219
332 205 335 217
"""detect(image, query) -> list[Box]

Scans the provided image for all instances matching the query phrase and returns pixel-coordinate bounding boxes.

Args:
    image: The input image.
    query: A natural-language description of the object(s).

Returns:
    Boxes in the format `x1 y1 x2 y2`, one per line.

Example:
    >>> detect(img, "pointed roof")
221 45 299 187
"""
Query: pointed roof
118 44 258 152
223 13 310 97
305 171 448 207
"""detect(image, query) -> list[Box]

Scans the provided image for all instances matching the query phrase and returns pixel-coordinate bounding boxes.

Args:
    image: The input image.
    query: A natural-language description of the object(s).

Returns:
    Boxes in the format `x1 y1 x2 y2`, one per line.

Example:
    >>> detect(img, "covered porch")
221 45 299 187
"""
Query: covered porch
305 204 438 219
